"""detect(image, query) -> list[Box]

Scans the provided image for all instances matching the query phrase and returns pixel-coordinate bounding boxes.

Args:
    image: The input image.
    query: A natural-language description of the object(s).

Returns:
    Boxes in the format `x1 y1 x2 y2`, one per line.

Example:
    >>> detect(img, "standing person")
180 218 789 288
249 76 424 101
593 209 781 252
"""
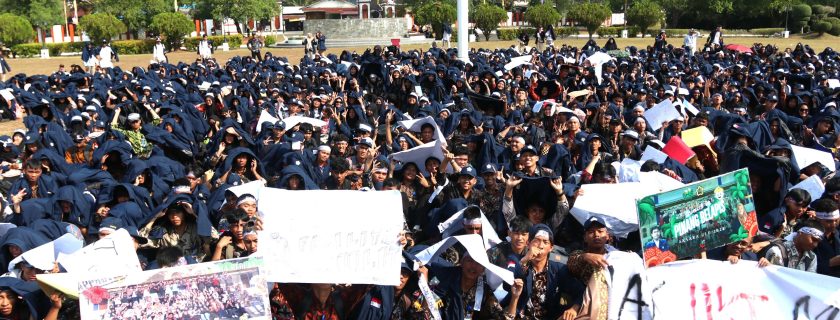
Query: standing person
303 33 314 59
316 31 327 55
0 50 9 82
247 33 263 62
98 40 118 69
545 24 556 48
81 41 98 71
517 30 530 50
534 27 546 52
653 30 667 53
152 37 168 64
442 22 452 49
198 34 213 60
683 29 699 57
506 224 584 319
567 216 652 319
707 26 723 51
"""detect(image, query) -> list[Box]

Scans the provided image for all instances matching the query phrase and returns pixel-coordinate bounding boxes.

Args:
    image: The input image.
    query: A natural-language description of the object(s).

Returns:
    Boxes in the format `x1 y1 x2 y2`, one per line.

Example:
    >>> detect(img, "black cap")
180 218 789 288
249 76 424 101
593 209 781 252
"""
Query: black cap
583 215 608 230
520 145 538 156
123 226 148 245
459 166 477 178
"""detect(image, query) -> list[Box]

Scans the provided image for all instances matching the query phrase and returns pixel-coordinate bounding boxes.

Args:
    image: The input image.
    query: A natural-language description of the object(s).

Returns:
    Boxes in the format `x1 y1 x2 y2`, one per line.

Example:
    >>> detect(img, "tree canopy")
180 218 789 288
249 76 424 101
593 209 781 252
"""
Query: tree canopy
568 2 611 38
470 4 508 41
0 13 35 47
79 12 127 44
93 0 169 37
524 3 562 29
150 12 194 49
627 0 665 37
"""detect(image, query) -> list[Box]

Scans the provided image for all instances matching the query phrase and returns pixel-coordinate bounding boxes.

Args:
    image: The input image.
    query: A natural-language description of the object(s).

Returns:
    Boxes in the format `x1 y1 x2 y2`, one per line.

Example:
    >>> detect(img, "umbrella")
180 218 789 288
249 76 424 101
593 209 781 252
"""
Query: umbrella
724 44 753 54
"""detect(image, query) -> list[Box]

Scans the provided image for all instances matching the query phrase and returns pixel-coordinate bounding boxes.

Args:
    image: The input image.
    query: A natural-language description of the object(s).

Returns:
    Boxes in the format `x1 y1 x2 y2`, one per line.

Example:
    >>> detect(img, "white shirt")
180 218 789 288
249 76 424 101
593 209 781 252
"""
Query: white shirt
153 43 166 58
683 33 698 48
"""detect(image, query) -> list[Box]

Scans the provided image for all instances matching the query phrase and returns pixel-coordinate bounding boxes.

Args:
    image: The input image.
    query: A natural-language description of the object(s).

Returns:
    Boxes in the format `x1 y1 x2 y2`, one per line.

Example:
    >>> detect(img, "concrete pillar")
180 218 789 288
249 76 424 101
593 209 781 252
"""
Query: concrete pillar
457 0 468 61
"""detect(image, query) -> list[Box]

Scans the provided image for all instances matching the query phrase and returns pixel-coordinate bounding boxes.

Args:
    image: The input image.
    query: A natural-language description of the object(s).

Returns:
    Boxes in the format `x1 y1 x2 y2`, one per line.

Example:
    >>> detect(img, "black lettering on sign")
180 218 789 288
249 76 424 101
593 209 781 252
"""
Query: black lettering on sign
618 273 647 320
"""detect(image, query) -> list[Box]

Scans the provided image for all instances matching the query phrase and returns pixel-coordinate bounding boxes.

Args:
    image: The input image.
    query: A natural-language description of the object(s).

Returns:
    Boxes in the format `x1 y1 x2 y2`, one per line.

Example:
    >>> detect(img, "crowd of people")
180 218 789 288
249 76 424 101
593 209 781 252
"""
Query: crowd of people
0 27 834 319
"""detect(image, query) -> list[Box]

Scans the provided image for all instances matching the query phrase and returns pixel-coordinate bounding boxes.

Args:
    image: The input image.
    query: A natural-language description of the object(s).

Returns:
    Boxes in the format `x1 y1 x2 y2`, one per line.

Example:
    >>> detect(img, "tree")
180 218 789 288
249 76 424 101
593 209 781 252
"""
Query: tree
0 0 64 47
93 0 169 38
568 2 611 38
149 12 194 49
525 4 561 28
414 0 457 40
812 20 831 35
626 0 664 37
790 4 811 33
79 13 127 44
0 13 35 47
656 0 690 27
470 4 507 41
200 0 280 35
524 3 562 29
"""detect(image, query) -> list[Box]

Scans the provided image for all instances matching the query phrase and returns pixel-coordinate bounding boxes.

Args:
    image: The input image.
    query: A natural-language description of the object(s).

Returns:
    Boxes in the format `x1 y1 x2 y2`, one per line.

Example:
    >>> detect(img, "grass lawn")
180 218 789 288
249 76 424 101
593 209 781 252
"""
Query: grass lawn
1 34 836 134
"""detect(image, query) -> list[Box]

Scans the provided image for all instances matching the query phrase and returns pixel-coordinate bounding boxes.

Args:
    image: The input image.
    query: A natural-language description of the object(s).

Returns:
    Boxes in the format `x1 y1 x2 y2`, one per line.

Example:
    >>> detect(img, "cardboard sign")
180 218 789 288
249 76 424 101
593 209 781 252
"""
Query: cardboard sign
258 189 404 285
636 168 758 267
662 136 696 164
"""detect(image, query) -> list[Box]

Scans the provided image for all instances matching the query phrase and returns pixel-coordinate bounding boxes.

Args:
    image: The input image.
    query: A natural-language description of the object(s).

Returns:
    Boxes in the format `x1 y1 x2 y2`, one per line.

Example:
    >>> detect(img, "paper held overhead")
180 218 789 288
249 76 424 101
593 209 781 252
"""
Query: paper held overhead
662 136 696 164
790 174 824 204
568 89 592 99
504 55 532 70
791 145 835 172
644 100 681 131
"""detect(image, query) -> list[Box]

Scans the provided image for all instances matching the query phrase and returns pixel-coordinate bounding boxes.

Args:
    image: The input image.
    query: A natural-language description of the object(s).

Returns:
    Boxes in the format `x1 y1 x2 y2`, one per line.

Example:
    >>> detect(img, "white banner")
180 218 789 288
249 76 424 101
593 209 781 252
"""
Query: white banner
258 189 405 285
646 260 840 320
570 182 661 237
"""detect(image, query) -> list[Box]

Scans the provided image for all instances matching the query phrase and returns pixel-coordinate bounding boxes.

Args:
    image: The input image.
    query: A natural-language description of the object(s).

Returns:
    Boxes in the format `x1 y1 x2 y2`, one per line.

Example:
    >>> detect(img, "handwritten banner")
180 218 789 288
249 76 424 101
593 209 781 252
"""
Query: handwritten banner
258 189 405 285
78 257 269 320
637 168 758 267
646 260 840 320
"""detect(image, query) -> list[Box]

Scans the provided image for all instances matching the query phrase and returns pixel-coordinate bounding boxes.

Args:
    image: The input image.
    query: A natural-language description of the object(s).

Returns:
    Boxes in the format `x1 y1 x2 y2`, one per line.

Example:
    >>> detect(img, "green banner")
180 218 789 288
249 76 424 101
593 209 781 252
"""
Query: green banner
637 168 759 267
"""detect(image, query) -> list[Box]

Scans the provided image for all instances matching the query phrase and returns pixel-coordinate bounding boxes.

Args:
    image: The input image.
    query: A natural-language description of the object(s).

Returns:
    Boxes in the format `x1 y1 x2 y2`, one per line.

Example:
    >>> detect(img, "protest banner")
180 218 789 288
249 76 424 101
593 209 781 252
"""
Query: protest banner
38 230 142 299
636 168 758 267
258 189 404 285
78 257 269 320
645 260 840 320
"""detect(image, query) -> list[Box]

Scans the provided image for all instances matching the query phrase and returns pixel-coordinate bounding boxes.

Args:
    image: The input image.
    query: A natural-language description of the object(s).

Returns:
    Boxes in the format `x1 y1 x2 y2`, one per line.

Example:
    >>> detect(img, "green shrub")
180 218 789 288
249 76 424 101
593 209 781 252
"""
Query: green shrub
749 28 785 36
812 20 832 35
183 35 244 50
627 25 642 37
556 26 578 38
496 28 536 40
10 40 154 58
263 35 277 46
596 26 622 37
825 17 840 36
10 43 42 58
111 40 156 54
